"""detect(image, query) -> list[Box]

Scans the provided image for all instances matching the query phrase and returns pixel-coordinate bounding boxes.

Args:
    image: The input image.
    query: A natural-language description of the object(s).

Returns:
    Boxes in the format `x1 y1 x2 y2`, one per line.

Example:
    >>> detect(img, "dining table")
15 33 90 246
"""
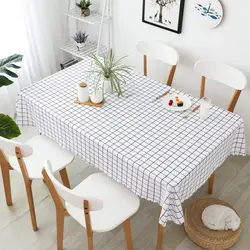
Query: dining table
16 56 246 230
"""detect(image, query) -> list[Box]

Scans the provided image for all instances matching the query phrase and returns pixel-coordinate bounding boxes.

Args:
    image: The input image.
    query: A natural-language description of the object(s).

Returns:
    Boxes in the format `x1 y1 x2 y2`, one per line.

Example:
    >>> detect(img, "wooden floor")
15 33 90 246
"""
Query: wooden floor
0 129 250 250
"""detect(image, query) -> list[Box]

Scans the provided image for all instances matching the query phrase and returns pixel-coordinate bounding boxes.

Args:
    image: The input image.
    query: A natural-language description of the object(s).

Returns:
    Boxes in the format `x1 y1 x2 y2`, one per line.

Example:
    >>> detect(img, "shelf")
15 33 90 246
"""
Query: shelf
65 8 110 25
60 40 107 59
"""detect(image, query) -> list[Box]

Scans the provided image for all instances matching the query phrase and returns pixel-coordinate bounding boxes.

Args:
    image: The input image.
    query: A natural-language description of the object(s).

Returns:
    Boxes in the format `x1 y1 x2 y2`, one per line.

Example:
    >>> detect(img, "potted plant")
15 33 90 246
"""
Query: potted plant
0 54 23 139
89 49 132 97
76 0 92 17
72 31 89 51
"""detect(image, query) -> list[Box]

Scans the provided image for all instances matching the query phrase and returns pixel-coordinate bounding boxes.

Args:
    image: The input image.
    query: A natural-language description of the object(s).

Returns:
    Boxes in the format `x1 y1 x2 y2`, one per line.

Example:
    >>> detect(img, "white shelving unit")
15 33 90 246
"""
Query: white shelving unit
60 40 107 59
60 0 112 59
65 8 110 25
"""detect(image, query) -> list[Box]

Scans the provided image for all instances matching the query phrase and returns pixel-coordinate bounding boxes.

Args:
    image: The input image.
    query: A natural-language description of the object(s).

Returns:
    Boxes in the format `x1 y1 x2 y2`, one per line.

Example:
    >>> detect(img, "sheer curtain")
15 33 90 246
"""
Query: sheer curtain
0 0 70 116
0 1 25 116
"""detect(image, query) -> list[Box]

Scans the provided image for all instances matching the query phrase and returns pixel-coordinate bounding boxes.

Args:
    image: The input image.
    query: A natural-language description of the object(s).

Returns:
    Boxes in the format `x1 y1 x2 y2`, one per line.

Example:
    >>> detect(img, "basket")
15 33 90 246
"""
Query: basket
184 197 242 250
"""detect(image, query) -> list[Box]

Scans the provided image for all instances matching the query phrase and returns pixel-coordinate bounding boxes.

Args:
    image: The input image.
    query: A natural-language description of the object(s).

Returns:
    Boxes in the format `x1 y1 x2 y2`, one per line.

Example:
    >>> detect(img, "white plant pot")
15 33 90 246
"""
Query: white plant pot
90 91 103 104
76 42 86 50
77 83 89 102
103 79 112 94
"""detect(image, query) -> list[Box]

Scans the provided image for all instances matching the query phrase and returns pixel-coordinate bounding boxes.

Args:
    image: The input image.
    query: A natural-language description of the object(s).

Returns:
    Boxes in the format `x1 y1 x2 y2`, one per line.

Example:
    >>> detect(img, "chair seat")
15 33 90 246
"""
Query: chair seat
8 135 74 179
65 173 140 233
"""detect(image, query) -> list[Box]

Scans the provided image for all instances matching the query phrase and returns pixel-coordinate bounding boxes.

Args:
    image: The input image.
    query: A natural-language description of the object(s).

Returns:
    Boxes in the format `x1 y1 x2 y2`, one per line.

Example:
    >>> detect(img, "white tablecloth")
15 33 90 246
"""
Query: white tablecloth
16 58 246 226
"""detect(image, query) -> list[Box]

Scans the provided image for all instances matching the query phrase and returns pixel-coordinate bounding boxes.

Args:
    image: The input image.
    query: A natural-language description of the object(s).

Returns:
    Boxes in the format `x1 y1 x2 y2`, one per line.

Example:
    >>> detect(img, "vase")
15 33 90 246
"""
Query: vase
77 82 89 102
76 42 86 51
103 79 112 94
90 91 103 104
81 8 90 17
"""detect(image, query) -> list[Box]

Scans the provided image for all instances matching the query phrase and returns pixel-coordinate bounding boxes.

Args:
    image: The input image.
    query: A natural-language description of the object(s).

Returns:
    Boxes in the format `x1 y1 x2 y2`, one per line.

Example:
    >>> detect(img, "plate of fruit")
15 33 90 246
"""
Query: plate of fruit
162 94 192 111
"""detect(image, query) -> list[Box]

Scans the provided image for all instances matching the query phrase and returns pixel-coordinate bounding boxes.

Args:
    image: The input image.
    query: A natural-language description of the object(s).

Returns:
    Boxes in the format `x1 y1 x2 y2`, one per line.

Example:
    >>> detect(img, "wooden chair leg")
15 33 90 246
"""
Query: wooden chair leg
59 168 71 189
56 209 65 250
0 164 13 206
123 218 133 250
25 179 38 231
84 200 93 250
208 172 215 194
156 223 164 250
87 235 94 250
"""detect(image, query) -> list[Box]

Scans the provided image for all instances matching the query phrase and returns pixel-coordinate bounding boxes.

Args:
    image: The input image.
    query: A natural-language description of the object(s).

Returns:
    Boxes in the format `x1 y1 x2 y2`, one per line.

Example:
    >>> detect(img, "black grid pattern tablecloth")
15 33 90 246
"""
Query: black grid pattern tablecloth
16 58 246 226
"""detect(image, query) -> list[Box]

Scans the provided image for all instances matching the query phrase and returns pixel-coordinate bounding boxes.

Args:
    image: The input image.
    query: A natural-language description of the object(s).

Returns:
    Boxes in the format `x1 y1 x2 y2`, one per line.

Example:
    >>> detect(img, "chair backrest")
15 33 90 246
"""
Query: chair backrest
136 40 179 86
194 60 247 112
0 136 33 157
0 137 33 180
43 160 103 212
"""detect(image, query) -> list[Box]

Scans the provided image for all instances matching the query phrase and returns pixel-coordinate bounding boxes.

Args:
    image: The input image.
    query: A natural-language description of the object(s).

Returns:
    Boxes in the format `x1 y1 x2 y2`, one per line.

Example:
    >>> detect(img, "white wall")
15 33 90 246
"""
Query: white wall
111 0 250 153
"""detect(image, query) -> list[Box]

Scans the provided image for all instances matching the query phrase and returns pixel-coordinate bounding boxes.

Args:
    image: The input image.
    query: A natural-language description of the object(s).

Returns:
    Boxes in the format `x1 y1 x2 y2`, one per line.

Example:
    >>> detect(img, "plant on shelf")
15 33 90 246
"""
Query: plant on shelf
89 49 132 97
0 54 23 139
72 31 89 51
76 0 92 17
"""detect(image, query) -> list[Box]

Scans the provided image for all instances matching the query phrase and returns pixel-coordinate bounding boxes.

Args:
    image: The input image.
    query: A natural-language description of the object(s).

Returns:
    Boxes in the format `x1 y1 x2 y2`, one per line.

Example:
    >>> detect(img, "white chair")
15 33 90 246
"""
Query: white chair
194 60 247 194
194 60 247 112
136 40 179 86
0 135 74 231
42 160 140 250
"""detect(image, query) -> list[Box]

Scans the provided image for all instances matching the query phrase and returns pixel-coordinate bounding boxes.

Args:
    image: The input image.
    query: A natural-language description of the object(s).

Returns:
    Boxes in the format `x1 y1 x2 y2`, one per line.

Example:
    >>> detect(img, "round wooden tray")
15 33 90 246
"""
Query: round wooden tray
184 197 242 250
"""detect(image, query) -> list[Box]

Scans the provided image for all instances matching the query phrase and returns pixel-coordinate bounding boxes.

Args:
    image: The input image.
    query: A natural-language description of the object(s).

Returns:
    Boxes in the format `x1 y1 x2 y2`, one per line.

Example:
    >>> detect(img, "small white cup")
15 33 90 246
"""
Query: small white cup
77 82 89 102
200 97 211 120
90 91 103 104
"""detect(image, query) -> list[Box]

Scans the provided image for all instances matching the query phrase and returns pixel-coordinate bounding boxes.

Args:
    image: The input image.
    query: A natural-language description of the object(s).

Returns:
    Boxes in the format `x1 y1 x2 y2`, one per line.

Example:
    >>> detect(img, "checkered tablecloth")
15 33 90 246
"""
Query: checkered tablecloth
16 58 246 226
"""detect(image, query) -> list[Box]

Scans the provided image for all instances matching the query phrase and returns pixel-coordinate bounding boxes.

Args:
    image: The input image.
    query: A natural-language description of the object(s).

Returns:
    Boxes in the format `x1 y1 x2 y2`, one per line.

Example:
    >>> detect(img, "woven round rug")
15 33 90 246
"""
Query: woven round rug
184 197 242 250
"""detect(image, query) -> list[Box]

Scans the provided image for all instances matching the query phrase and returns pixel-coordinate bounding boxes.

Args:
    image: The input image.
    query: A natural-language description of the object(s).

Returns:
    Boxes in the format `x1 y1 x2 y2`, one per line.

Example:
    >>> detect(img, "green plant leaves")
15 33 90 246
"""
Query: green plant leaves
76 0 92 10
0 68 18 78
0 54 23 67
0 54 23 88
0 75 13 87
0 54 23 139
8 64 21 69
0 114 21 139
88 50 132 97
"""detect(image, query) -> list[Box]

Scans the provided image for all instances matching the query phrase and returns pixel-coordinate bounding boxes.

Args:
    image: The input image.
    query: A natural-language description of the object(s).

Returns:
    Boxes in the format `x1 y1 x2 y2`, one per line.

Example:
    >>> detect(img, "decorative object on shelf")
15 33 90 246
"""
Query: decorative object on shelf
72 31 89 51
76 0 92 17
60 0 111 58
184 197 242 250
202 204 241 232
89 49 132 97
0 54 23 139
77 82 89 102
193 0 223 28
60 41 107 59
142 0 186 34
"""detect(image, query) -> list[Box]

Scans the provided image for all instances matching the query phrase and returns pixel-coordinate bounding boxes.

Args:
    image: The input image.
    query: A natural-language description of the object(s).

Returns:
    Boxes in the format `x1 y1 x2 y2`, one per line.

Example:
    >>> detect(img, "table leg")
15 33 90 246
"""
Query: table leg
156 208 164 250
208 172 215 194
